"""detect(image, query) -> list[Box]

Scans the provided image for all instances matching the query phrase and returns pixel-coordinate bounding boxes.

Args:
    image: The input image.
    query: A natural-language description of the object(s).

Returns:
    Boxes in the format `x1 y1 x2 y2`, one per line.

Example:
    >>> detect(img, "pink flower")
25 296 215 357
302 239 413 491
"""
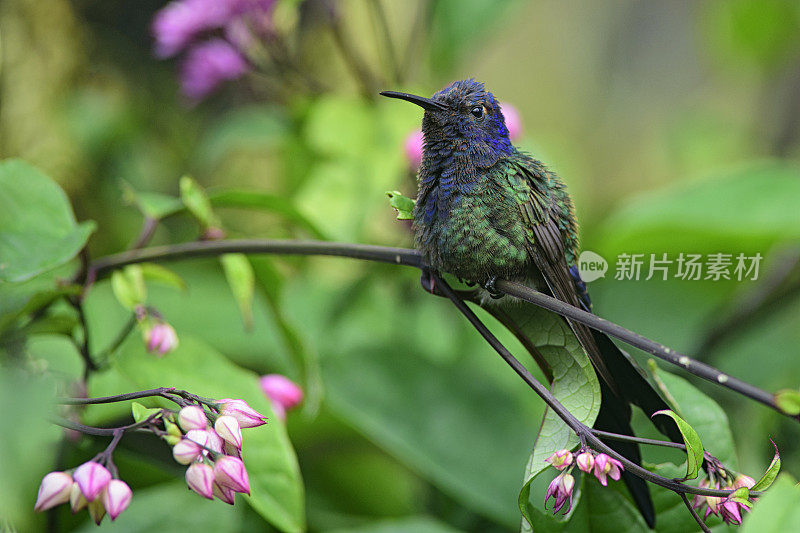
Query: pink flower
34 471 73 512
73 462 112 502
218 399 267 428
733 474 756 489
544 473 575 515
213 456 250 495
720 498 745 525
184 429 210 451
145 322 179 355
544 449 573 471
178 405 208 432
592 453 623 486
575 451 594 473
206 429 224 454
260 374 304 420
404 129 424 169
173 438 202 465
102 479 132 520
180 39 249 101
186 463 215 499
501 103 523 141
213 481 236 505
214 415 243 449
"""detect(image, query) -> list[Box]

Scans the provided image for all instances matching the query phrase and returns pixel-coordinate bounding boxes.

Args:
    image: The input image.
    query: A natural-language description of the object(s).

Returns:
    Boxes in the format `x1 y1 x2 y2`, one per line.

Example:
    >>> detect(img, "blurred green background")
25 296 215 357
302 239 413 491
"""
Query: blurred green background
2 0 800 531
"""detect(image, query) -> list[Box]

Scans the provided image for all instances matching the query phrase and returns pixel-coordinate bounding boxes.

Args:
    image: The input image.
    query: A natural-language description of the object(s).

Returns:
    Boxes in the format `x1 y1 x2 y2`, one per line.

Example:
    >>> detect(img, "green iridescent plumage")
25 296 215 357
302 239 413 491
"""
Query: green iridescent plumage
383 79 682 528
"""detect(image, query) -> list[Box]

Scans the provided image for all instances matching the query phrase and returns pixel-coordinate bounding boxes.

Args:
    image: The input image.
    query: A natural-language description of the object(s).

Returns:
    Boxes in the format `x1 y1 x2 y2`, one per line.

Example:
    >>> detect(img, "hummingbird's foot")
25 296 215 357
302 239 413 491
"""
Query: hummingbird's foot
419 268 437 295
484 276 504 299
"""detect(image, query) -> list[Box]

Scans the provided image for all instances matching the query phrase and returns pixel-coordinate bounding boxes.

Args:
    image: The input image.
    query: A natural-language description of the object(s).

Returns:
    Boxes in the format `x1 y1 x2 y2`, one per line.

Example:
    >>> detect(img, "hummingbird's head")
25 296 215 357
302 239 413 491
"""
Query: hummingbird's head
381 79 513 167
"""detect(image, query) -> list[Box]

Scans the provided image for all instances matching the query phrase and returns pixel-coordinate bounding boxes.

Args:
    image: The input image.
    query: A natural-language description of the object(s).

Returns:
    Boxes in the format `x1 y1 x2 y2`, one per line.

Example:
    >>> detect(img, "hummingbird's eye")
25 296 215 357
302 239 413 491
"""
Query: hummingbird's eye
470 105 484 118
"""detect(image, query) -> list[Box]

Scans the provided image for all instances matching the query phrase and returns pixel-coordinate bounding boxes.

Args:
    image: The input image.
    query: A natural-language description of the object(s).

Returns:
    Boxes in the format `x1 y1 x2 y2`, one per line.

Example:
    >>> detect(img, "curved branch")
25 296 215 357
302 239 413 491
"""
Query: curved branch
87 239 789 421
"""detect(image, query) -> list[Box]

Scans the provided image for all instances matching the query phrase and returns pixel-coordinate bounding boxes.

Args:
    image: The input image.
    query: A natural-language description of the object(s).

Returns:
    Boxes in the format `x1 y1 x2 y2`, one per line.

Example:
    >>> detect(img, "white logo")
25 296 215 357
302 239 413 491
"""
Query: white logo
578 250 608 282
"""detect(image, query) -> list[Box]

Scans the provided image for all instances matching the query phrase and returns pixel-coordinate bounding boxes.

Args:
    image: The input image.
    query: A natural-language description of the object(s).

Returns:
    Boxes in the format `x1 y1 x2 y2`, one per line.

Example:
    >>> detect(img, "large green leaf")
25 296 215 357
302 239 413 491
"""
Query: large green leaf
0 159 95 282
321 339 536 528
500 305 600 530
563 478 650 533
112 334 304 533
598 162 800 255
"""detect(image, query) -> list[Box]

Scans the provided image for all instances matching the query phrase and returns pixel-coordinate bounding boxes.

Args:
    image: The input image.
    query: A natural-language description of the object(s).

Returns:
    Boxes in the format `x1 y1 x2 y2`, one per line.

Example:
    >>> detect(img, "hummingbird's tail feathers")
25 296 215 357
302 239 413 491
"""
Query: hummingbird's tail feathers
592 331 683 444
594 383 657 529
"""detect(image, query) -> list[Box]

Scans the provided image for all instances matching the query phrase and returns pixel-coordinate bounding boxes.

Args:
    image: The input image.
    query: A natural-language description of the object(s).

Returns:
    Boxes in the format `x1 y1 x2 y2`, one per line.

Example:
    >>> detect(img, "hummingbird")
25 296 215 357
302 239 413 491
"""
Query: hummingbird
382 79 681 527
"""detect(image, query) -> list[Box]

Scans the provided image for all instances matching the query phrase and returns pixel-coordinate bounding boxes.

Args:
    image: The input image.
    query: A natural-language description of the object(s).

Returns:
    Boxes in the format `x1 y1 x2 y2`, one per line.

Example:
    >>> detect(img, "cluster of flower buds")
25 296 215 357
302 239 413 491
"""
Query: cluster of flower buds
34 462 132 524
542 447 625 515
259 374 303 420
167 400 267 504
692 472 755 525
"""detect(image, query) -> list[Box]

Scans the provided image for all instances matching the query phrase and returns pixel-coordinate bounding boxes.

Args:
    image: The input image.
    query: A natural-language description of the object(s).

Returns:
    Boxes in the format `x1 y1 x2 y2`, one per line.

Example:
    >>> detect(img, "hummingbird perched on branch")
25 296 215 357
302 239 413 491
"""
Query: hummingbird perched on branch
382 79 681 527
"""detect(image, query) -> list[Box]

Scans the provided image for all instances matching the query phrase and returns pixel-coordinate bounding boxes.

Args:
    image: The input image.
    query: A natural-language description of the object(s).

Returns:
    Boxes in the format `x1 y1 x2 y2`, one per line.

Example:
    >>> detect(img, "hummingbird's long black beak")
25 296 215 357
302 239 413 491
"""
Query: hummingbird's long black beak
380 91 449 111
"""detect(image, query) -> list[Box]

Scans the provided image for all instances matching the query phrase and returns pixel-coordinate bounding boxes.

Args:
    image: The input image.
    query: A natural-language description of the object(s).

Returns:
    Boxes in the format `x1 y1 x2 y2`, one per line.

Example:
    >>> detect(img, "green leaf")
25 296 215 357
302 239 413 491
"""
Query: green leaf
751 439 781 491
111 265 146 310
479 305 600 530
220 253 255 330
208 189 327 239
121 181 184 220
113 334 304 532
386 191 415 220
0 159 95 282
180 175 221 229
741 475 800 533
598 162 800 255
327 516 462 533
652 410 704 480
774 389 800 416
566 476 651 533
139 263 187 292
131 401 162 423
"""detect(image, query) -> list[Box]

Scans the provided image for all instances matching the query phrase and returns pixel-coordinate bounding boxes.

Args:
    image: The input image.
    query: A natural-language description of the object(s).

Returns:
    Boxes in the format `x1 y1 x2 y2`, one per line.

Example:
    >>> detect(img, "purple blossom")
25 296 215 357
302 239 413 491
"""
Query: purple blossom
73 462 112 502
575 451 594 473
180 39 249 101
260 374 304 419
404 129 424 169
152 0 238 58
501 103 523 141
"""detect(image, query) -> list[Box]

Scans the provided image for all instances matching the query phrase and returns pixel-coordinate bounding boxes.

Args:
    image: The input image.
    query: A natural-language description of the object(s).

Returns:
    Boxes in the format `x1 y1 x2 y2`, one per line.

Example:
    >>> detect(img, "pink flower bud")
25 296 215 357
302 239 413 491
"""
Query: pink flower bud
575 451 594 473
214 415 243 449
217 398 267 428
102 479 132 520
184 429 210 450
259 374 304 413
213 456 250 495
501 103 523 141
144 322 178 355
173 438 202 465
73 461 112 502
70 482 87 513
186 463 215 499
88 497 106 525
206 429 223 454
213 481 236 505
734 474 756 489
404 129 424 169
720 499 744 525
34 471 73 512
178 405 208 431
545 449 573 471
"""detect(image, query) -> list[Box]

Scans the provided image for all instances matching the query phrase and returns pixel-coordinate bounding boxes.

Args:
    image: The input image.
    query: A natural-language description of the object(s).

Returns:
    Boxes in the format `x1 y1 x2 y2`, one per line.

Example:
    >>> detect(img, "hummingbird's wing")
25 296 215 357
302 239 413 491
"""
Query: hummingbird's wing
510 159 618 391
